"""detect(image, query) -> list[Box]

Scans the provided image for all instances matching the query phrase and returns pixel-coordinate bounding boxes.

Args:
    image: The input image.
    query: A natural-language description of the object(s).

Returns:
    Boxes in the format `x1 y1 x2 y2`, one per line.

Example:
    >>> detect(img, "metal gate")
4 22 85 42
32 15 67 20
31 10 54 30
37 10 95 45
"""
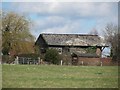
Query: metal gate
18 57 39 64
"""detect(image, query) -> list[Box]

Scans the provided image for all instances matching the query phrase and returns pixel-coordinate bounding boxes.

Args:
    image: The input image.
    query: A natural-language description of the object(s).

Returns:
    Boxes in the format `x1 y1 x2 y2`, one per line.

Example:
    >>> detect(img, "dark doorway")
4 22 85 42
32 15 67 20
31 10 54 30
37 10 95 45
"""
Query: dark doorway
71 53 78 65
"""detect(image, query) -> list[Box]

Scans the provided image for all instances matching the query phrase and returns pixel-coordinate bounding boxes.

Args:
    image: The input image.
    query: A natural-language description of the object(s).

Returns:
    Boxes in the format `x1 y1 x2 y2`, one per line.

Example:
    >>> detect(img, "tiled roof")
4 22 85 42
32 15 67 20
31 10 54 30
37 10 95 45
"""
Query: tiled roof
40 33 107 46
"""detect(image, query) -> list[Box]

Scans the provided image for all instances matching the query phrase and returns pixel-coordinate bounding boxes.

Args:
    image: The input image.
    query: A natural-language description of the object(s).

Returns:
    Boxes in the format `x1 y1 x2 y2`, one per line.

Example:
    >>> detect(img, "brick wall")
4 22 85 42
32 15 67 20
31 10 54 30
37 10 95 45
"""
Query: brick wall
77 57 117 66
78 57 101 66
101 58 117 66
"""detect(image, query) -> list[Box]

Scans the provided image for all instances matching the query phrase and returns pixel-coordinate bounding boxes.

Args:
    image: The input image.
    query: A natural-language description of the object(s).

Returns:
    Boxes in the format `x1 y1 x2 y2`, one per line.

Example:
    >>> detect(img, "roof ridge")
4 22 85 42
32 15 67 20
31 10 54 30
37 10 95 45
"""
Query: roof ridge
41 33 98 36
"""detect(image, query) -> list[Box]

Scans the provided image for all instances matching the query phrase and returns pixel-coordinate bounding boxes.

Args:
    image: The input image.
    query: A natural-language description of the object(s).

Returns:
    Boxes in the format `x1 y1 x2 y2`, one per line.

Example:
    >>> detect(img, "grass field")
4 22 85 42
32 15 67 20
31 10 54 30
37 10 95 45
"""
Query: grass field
2 65 118 88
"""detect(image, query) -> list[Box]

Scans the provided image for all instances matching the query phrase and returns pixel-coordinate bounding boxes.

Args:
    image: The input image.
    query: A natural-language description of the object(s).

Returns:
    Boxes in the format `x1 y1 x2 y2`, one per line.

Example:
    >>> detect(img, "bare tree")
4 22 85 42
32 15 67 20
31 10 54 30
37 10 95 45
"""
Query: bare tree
89 28 99 35
103 23 119 61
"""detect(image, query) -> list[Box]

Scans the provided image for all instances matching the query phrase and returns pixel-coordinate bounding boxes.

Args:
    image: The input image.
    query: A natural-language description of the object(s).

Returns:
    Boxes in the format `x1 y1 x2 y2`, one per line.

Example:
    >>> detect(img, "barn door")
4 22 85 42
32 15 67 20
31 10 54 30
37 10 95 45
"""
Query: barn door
72 56 78 65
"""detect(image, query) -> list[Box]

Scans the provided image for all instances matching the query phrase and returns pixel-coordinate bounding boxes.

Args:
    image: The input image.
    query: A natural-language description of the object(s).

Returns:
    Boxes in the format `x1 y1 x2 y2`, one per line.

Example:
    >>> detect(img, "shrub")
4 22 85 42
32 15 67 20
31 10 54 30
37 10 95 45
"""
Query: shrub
44 49 61 64
2 55 15 64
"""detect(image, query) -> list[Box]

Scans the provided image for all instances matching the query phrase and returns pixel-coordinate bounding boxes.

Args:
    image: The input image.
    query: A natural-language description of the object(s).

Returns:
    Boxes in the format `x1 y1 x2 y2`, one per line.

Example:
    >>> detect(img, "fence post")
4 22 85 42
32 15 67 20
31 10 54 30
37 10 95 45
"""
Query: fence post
61 60 63 66
28 58 29 64
38 57 40 64
15 56 18 64
101 62 102 66
23 57 24 64
82 61 83 66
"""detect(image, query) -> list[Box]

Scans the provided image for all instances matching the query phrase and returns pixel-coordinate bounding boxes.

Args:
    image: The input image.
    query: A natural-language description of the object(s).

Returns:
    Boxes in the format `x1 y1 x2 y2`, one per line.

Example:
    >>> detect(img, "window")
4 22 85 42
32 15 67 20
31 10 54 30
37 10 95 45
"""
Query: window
58 48 62 54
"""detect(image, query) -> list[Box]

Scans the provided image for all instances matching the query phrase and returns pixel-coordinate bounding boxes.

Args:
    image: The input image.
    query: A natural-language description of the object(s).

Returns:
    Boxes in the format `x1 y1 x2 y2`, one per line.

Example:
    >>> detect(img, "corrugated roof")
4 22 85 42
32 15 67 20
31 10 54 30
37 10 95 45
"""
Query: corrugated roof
40 33 107 46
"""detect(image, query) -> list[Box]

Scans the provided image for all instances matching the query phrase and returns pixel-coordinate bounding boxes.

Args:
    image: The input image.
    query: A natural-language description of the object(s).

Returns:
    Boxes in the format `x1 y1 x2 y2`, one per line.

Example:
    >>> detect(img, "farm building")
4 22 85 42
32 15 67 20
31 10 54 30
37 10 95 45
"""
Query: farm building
35 33 108 65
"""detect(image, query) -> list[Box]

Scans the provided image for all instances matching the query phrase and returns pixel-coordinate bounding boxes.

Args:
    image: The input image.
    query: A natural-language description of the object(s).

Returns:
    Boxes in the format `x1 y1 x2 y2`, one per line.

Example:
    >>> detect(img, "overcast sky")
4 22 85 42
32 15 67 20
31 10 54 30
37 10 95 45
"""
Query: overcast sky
2 1 118 39
2 1 118 56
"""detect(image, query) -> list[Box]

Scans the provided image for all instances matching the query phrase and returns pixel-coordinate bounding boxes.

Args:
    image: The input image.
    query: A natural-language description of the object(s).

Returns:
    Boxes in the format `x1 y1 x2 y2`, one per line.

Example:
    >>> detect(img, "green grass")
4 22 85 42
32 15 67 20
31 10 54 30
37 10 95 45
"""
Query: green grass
2 65 118 88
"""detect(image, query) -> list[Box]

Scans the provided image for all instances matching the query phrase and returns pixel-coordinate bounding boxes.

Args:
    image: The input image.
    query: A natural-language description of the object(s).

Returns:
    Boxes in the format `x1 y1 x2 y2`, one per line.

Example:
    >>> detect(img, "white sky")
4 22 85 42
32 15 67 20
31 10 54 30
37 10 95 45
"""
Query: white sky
2 0 118 56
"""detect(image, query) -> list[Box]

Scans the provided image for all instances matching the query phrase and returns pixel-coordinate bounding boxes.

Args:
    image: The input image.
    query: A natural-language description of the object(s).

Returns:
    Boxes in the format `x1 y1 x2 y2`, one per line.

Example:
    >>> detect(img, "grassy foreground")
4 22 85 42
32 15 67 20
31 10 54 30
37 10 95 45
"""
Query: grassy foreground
2 65 118 88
